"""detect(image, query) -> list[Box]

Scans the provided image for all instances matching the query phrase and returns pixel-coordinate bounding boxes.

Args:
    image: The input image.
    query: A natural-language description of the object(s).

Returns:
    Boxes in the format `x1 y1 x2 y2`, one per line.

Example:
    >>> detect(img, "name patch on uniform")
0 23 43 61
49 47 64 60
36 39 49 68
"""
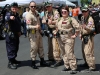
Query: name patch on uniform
88 21 93 26
54 14 59 19
62 22 67 24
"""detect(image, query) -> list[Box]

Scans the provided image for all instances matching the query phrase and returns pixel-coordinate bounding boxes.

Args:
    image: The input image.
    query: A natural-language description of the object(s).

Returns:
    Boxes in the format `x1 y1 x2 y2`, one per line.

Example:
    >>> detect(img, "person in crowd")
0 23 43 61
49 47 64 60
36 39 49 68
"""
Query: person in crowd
56 6 79 74
22 7 29 37
5 2 21 69
26 1 50 69
40 7 45 30
72 6 79 20
79 6 96 71
42 2 62 67
69 6 73 17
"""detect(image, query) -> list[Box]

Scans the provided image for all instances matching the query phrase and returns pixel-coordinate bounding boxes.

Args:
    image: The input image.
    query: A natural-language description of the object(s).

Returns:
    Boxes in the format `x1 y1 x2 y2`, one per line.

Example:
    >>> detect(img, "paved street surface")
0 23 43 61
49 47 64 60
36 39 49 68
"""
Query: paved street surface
0 34 100 75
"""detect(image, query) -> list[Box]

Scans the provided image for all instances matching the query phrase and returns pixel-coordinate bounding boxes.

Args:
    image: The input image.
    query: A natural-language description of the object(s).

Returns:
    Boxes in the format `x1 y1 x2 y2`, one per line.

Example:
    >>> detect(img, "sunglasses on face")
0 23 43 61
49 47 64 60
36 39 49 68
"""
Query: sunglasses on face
61 11 67 14
30 6 36 8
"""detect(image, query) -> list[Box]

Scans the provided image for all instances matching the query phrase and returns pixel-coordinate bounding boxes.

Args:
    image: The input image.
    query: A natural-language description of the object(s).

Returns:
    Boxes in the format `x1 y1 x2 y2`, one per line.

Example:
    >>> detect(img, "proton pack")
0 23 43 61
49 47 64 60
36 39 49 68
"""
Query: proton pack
0 4 10 39
90 10 100 34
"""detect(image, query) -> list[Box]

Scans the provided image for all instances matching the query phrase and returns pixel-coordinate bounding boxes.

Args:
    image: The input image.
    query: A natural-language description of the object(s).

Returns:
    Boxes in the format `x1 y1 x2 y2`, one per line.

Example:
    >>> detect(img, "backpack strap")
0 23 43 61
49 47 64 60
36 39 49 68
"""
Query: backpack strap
58 17 61 22
69 17 75 35
69 17 74 29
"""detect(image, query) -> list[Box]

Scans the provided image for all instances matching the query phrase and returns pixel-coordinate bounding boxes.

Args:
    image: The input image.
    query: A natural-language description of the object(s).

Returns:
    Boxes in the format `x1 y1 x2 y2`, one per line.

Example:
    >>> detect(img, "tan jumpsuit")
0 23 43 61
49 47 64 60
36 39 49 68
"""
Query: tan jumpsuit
43 9 61 61
26 10 44 61
80 16 95 69
56 17 79 70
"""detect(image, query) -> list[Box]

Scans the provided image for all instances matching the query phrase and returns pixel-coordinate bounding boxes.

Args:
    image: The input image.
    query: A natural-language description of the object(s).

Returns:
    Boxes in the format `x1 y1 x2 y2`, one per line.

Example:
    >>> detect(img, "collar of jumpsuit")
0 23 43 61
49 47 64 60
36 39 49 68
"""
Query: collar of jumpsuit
62 16 70 21
29 10 38 16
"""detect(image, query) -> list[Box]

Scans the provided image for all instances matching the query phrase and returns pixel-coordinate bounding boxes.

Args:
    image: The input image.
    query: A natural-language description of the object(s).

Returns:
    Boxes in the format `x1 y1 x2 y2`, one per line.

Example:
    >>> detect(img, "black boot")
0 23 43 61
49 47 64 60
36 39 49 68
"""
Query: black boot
48 59 55 62
31 61 38 69
62 67 70 71
40 58 50 67
8 60 17 69
53 61 62 67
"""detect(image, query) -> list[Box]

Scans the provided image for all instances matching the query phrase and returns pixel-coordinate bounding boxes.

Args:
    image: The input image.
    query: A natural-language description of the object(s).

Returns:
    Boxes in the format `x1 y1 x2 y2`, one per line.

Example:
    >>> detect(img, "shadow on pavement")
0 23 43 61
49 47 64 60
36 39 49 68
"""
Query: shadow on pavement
18 60 40 67
77 64 100 71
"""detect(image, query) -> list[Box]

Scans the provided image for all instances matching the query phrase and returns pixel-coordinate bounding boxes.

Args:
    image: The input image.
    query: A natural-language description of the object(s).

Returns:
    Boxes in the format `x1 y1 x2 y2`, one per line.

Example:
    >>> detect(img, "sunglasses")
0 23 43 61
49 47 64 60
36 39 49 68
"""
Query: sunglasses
30 6 36 8
61 11 67 14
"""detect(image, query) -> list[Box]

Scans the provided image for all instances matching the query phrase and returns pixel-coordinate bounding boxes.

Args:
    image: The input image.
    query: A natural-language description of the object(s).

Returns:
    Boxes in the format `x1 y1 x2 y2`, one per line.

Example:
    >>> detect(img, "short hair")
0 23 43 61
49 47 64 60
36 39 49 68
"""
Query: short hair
11 2 18 7
61 6 69 12
29 1 36 6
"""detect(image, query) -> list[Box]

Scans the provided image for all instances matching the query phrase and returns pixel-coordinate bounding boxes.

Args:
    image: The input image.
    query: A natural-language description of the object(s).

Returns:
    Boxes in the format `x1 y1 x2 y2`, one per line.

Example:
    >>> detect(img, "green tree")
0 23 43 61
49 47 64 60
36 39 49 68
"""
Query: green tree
81 0 89 6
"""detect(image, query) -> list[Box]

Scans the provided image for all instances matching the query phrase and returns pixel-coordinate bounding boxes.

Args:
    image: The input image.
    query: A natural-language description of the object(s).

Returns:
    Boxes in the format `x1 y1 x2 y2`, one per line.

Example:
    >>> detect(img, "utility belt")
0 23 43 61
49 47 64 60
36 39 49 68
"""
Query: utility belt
42 28 55 37
50 30 69 37
4 22 19 39
58 30 68 35
30 29 36 34
7 31 19 39
44 30 53 38
43 30 58 38
27 29 41 37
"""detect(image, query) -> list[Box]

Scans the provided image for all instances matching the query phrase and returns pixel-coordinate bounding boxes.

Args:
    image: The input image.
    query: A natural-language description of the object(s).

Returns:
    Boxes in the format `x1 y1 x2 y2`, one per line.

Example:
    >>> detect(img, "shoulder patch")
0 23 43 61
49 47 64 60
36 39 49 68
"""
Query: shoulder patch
54 14 59 19
88 21 93 26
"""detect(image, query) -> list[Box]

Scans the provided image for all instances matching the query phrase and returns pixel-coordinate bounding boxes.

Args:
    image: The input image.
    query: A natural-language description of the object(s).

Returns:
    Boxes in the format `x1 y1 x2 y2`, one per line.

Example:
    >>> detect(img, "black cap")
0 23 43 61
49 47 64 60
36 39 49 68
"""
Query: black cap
11 2 18 7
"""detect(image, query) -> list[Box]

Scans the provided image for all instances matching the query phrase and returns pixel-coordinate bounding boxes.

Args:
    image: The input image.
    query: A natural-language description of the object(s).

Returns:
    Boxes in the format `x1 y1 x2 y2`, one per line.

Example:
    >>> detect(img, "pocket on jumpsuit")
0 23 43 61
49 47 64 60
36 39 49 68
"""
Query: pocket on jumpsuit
66 39 75 59
60 35 67 43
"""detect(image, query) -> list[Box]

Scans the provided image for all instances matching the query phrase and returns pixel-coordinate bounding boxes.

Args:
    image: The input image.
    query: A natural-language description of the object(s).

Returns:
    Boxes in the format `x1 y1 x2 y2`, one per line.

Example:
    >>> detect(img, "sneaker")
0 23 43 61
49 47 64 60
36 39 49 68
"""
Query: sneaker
8 62 17 69
53 61 62 67
31 61 38 69
40 61 50 67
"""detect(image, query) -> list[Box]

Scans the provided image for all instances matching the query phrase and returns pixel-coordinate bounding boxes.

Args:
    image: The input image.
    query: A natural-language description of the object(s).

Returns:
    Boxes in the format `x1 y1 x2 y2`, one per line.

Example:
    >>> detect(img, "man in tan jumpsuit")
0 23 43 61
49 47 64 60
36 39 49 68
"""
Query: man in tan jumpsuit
26 1 49 69
42 2 62 67
79 6 96 71
56 6 79 74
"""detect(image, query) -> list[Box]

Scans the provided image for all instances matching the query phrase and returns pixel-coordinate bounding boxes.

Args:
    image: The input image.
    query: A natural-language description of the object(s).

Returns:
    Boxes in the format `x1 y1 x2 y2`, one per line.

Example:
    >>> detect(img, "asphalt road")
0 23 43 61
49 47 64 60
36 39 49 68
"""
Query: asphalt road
0 34 100 75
